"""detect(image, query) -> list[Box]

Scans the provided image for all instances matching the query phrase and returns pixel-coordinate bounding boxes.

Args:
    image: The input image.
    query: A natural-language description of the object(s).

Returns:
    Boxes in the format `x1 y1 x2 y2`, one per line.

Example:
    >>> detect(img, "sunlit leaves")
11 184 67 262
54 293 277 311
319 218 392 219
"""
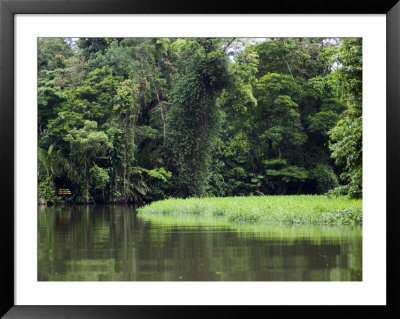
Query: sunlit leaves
329 38 362 199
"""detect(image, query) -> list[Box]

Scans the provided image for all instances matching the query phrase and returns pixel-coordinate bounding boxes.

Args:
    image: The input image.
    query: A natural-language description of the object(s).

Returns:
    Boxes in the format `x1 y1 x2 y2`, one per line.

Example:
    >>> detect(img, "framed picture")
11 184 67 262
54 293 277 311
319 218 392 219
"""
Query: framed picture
1 0 398 317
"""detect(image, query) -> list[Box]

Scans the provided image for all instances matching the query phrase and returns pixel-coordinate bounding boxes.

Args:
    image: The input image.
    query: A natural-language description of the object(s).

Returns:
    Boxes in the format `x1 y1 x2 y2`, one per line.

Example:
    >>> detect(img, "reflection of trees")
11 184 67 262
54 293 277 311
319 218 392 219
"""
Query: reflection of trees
38 207 362 281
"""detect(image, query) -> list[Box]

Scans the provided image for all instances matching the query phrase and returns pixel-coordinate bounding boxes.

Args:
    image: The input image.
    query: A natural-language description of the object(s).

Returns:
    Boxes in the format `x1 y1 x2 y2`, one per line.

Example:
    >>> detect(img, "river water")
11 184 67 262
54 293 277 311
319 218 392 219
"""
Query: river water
38 205 362 281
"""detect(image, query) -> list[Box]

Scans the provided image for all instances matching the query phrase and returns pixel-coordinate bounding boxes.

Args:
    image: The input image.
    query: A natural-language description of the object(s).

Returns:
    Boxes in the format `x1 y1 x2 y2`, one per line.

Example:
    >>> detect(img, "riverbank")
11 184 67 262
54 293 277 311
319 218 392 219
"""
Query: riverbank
137 195 362 224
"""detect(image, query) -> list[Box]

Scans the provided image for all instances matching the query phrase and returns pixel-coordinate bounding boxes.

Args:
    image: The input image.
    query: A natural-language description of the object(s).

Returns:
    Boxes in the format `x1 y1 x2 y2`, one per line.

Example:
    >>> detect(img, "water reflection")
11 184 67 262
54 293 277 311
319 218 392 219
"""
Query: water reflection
38 205 362 281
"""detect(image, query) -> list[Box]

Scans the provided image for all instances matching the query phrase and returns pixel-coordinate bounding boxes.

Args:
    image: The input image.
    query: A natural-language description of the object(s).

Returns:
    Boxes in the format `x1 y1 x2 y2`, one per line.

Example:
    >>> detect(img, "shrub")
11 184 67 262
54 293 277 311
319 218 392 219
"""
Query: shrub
38 177 59 205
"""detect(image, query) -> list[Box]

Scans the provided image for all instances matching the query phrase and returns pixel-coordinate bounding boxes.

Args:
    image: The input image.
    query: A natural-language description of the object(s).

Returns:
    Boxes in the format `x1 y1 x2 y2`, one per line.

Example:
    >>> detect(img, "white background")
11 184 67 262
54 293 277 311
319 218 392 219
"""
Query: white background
15 15 386 305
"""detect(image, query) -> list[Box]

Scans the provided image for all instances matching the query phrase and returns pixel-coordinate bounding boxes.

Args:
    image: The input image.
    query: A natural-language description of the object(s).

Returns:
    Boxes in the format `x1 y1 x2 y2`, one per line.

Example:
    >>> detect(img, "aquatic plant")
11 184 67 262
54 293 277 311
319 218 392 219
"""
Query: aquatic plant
137 195 362 225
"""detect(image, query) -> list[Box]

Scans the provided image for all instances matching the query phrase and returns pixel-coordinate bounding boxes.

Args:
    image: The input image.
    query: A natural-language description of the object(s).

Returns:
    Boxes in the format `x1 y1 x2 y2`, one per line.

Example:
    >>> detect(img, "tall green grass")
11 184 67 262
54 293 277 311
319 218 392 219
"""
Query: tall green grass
137 195 362 224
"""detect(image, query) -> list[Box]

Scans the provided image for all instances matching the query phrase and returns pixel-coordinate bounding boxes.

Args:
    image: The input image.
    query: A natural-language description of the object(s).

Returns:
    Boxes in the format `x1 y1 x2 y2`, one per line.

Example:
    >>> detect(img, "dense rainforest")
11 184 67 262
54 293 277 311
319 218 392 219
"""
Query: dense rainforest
37 37 362 205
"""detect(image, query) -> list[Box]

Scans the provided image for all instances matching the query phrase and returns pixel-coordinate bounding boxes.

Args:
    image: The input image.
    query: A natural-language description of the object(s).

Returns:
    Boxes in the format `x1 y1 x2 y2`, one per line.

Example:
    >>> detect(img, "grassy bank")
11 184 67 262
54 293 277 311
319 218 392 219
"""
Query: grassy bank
137 195 362 224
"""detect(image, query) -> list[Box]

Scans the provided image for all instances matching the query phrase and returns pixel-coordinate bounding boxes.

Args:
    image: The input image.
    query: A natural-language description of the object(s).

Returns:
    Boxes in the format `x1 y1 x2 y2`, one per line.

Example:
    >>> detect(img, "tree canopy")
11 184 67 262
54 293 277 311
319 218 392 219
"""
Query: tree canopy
37 37 362 204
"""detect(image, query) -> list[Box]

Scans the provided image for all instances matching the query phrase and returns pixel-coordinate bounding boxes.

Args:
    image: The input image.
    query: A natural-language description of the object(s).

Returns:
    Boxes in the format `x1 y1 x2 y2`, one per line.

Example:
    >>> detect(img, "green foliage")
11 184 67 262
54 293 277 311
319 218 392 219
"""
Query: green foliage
223 47 259 114
64 120 110 150
64 120 111 203
38 38 74 71
38 145 58 179
266 166 308 182
138 195 362 225
330 116 362 197
255 73 306 164
38 72 69 134
89 164 110 190
262 159 308 194
147 167 172 182
67 66 121 124
166 38 230 197
38 177 58 204
223 131 249 164
329 38 362 199
310 164 339 194
308 111 339 134
37 37 362 204
43 111 84 148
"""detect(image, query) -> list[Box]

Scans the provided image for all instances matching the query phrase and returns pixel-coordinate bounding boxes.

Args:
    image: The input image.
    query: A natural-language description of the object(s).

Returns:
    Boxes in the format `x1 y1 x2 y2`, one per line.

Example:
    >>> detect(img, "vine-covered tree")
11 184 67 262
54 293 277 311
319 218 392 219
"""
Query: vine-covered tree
166 38 230 197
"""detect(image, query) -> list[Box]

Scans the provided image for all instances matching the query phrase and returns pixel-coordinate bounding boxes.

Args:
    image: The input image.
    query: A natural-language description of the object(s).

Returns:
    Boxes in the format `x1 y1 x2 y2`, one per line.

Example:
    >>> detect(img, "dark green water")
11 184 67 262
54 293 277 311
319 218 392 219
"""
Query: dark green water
38 205 362 281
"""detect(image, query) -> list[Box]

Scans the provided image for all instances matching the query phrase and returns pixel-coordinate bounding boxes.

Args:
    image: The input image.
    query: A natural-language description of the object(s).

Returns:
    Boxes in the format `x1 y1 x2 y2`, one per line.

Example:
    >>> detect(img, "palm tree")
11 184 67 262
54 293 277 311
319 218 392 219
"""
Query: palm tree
38 144 79 184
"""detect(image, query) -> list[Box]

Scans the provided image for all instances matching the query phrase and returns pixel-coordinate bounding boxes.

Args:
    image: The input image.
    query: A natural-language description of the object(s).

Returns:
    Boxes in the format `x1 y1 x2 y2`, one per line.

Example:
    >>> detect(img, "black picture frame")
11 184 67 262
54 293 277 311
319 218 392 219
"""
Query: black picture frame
1 0 399 318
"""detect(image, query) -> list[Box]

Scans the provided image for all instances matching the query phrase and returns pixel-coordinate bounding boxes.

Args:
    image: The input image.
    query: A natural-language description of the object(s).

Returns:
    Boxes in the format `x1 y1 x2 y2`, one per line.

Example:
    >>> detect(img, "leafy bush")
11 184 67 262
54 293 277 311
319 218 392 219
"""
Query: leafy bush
89 164 110 190
310 164 339 194
38 177 59 205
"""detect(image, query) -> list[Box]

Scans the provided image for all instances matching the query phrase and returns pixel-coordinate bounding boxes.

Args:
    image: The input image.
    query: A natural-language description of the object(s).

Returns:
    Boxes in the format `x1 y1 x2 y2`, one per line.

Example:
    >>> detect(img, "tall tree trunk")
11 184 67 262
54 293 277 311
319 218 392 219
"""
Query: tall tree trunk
114 167 118 203
282 184 287 195
297 183 303 194
123 163 127 203
283 56 295 81
152 83 166 142
85 174 89 204
139 55 166 142
277 42 294 80
85 154 89 204
123 118 128 203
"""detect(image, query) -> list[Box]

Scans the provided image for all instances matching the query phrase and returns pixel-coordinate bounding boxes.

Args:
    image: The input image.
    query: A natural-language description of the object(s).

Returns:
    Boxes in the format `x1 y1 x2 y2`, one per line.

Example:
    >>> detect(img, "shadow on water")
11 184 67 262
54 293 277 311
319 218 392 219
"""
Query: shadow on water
38 205 362 281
